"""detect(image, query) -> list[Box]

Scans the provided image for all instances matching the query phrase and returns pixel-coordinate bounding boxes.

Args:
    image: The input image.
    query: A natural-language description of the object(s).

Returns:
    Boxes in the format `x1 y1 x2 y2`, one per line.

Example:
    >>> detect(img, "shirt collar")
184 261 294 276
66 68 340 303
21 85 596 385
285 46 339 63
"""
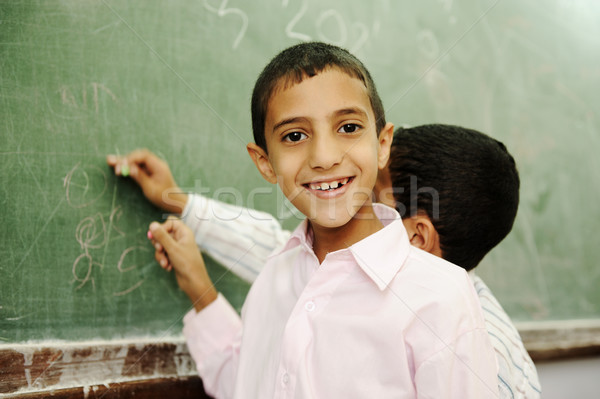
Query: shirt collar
270 217 313 257
271 203 411 291
349 204 410 290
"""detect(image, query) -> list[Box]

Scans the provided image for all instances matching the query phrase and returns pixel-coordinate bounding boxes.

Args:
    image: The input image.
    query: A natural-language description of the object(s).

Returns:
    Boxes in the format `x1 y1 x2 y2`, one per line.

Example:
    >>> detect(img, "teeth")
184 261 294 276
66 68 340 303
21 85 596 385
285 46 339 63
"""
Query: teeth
309 179 348 191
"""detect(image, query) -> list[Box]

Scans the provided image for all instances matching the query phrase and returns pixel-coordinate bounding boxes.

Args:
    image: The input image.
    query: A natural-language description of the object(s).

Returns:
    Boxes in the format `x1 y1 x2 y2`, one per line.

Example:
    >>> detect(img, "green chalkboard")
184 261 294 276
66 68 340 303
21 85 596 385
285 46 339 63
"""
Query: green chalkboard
1 0 600 343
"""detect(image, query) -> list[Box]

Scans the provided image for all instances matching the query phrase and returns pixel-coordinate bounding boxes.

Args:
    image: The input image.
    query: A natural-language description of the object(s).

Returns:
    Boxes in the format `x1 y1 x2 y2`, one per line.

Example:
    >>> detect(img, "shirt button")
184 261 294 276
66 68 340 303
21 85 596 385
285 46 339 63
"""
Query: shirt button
304 301 315 312
281 372 290 386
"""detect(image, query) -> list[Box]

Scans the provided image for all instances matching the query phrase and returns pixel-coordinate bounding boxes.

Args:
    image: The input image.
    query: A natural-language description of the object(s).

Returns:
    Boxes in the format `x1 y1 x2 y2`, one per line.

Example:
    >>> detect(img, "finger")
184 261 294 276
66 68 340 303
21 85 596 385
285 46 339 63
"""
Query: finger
149 221 178 253
106 149 151 181
127 162 147 187
154 247 171 270
125 150 155 186
148 231 170 269
147 227 166 252
106 154 119 167
107 154 127 176
162 217 182 235
163 217 189 242
113 159 129 177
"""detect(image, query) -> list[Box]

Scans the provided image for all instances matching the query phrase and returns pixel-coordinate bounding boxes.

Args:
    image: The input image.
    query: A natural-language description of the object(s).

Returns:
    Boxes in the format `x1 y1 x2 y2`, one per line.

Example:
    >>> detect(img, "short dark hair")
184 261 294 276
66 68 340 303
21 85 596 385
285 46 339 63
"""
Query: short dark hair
389 124 520 271
251 42 386 152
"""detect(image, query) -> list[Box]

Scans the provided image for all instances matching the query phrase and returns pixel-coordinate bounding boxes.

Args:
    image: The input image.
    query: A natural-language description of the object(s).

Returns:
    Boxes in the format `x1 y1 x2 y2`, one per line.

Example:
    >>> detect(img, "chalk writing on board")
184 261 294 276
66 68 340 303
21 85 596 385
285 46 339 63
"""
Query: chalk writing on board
282 0 375 53
65 163 149 296
72 212 107 291
203 0 248 49
315 10 347 46
348 22 369 54
59 83 118 113
202 0 377 54
110 205 127 237
76 213 108 250
63 163 107 208
113 245 151 297
284 0 311 42
72 252 102 290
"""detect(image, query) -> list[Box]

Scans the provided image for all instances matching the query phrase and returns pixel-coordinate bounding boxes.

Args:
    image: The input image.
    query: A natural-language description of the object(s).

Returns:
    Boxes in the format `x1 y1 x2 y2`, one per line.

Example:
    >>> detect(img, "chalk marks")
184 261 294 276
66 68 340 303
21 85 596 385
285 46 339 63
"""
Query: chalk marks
315 9 346 46
113 278 146 297
110 205 127 237
282 0 377 53
116 246 148 273
59 82 118 113
72 253 102 290
202 0 379 53
113 246 151 296
76 213 108 250
284 0 311 42
64 163 150 297
63 162 107 208
203 0 248 49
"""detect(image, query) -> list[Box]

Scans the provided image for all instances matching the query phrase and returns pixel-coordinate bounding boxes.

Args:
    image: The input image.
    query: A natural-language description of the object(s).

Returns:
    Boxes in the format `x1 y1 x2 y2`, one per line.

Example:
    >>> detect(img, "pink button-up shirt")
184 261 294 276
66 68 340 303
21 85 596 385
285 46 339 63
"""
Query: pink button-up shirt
184 204 498 398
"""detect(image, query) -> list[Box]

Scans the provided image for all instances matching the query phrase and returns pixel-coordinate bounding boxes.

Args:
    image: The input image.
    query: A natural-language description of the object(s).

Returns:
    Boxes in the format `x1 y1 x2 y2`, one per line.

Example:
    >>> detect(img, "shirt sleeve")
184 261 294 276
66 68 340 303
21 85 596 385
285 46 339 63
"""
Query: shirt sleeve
183 293 243 399
470 273 542 398
181 194 292 283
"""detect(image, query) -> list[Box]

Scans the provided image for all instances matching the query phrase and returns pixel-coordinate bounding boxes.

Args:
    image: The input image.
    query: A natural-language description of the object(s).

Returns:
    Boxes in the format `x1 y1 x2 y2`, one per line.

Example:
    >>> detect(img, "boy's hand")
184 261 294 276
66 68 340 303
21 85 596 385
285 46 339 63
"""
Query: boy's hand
148 218 218 311
107 149 188 214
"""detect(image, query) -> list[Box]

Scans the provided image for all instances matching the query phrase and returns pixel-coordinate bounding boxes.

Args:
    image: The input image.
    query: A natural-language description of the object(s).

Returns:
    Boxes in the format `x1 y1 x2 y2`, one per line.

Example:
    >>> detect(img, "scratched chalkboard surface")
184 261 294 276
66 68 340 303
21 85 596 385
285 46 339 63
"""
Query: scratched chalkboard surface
1 0 599 343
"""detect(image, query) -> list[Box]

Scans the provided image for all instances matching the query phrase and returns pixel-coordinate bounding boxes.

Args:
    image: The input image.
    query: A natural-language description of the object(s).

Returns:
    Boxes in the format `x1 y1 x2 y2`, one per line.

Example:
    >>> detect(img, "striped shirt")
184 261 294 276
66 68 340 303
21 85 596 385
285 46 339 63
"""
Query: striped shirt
471 274 541 398
181 194 541 398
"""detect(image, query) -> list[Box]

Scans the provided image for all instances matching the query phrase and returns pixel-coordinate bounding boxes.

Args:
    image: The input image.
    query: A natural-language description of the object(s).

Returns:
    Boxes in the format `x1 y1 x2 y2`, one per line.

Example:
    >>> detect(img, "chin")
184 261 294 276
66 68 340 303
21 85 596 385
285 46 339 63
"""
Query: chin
307 210 355 229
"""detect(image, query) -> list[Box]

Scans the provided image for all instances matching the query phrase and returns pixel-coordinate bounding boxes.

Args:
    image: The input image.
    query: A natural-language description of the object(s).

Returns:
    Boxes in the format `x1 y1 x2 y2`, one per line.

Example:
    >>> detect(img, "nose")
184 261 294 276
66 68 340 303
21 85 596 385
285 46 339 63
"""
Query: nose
308 130 344 170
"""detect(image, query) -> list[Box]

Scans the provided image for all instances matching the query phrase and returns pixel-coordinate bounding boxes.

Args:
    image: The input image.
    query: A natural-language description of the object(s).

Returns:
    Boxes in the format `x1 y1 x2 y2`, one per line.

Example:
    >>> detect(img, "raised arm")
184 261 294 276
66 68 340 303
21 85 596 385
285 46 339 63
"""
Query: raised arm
108 149 292 283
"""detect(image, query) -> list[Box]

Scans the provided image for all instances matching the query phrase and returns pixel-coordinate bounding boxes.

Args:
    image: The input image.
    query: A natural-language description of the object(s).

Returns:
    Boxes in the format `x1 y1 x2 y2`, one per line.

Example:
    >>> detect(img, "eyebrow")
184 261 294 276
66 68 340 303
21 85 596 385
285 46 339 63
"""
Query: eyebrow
272 116 307 133
332 107 369 121
272 107 370 133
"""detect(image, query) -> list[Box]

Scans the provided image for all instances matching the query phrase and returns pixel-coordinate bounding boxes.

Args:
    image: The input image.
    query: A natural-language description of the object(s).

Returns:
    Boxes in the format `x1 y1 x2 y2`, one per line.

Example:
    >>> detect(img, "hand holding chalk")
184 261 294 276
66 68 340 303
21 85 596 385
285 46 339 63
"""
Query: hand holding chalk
106 149 189 215
121 163 130 177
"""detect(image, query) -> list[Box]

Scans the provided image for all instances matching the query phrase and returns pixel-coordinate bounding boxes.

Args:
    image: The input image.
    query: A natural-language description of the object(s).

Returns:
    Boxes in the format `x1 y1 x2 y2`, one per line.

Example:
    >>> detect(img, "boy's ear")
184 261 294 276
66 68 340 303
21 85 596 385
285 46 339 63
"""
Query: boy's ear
377 122 394 169
403 214 443 258
246 143 277 184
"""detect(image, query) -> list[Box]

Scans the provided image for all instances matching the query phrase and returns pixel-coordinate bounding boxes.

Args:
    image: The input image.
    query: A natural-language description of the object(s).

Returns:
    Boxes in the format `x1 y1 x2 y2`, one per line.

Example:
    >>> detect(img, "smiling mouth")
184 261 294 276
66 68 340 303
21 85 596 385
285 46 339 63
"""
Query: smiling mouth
304 177 353 192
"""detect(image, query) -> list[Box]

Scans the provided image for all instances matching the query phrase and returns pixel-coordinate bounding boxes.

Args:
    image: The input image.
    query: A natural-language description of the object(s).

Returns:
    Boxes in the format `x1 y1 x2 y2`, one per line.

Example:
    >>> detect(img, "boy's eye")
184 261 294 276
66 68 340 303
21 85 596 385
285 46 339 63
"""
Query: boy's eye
283 131 307 142
338 123 361 134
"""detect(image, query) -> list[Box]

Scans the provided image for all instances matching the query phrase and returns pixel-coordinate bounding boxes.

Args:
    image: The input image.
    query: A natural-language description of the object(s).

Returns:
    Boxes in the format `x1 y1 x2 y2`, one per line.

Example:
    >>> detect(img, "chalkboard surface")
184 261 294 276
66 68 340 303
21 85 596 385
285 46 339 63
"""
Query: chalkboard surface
1 0 599 343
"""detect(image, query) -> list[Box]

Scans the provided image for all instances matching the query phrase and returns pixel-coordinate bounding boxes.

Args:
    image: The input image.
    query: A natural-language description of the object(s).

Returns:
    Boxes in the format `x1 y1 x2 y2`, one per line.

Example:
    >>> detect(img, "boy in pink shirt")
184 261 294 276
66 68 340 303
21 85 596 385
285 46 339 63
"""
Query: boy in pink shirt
114 42 498 398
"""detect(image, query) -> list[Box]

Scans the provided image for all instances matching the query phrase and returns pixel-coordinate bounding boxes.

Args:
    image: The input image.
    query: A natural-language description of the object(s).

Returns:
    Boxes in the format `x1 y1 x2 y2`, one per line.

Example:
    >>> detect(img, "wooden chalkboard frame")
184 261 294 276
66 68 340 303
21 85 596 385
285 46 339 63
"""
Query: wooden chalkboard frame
2 322 600 396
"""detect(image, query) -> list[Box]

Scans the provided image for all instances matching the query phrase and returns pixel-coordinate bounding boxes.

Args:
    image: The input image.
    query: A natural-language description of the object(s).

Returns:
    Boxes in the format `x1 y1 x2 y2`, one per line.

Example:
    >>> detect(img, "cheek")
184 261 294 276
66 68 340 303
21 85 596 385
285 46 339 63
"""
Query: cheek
353 145 380 180
270 153 301 187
